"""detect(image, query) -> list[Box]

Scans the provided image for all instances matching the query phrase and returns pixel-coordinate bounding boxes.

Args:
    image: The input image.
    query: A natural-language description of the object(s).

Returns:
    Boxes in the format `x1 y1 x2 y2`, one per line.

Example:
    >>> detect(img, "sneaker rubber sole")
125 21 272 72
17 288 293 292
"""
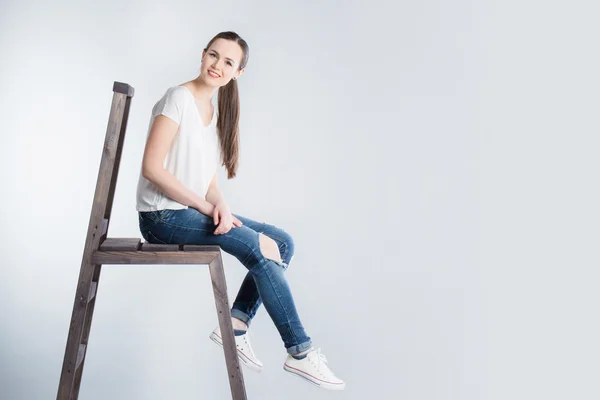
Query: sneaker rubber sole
283 361 346 390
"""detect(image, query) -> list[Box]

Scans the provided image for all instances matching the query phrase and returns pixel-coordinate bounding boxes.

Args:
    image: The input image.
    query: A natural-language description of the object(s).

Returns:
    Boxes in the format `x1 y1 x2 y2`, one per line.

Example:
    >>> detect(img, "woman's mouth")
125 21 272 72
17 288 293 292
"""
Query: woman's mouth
208 70 220 78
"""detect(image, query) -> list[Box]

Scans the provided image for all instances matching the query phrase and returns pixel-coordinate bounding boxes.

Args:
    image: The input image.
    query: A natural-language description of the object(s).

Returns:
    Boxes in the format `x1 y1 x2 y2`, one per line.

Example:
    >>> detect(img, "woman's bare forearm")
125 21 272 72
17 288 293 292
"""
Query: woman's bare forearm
205 186 226 207
143 169 215 216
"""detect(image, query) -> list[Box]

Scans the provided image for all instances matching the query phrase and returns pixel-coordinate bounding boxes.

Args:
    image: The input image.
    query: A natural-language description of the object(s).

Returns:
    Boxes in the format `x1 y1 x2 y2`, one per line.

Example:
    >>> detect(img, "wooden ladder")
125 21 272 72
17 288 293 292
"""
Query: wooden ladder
56 81 247 399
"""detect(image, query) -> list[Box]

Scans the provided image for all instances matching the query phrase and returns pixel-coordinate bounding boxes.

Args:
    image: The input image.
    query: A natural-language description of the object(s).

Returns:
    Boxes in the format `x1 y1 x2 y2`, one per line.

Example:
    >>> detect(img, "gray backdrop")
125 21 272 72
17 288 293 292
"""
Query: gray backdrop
1 0 598 399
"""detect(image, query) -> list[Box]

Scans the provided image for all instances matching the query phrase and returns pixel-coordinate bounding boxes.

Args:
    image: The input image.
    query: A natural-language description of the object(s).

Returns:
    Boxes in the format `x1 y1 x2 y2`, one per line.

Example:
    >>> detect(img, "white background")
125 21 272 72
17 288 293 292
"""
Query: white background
1 0 597 399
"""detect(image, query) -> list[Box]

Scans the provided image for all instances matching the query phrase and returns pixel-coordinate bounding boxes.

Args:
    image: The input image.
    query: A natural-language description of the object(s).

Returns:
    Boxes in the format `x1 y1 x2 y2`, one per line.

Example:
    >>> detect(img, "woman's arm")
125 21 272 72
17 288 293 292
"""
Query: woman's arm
142 115 215 216
205 170 226 206
205 170 244 233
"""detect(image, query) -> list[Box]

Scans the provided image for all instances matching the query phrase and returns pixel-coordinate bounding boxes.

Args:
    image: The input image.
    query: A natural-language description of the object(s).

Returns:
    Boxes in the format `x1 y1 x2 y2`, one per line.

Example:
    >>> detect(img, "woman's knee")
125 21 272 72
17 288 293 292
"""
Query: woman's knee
215 224 294 270
259 233 283 263
260 228 295 267
274 228 295 265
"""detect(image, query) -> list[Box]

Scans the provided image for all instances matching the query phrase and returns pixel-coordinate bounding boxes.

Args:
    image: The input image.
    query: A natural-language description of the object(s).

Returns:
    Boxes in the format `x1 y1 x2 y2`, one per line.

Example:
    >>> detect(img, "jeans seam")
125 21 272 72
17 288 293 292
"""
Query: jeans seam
146 230 167 245
155 220 214 233
280 242 289 263
259 257 299 346
157 220 267 265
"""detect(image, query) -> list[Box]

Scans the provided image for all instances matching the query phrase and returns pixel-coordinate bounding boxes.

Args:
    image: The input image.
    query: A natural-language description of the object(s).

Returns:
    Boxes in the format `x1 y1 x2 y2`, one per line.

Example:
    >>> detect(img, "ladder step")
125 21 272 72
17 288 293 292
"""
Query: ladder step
140 242 179 252
99 238 141 251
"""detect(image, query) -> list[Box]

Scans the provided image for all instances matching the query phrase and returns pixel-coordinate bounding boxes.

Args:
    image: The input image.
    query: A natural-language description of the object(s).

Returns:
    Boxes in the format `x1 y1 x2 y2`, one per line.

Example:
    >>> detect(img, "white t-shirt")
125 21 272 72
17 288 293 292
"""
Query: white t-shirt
136 85 219 211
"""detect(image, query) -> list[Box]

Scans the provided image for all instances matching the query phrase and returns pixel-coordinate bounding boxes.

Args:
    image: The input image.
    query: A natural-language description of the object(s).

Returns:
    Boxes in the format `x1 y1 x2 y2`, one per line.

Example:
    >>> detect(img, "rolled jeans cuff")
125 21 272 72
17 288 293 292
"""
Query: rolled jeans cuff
286 340 313 355
231 308 252 327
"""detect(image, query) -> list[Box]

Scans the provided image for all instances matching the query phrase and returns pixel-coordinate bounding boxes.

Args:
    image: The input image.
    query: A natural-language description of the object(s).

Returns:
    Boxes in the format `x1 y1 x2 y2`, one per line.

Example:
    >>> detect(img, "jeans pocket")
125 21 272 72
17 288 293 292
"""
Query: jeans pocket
145 230 168 244
138 212 157 232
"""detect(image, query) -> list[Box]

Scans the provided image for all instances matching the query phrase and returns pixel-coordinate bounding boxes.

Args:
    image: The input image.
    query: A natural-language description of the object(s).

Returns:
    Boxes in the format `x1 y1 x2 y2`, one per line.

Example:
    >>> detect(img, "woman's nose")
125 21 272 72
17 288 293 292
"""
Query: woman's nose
217 58 228 70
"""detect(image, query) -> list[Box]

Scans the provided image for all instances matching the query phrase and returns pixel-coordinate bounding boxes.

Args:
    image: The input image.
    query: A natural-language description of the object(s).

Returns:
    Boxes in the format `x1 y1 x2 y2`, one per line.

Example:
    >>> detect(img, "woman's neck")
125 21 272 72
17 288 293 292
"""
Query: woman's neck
187 77 218 104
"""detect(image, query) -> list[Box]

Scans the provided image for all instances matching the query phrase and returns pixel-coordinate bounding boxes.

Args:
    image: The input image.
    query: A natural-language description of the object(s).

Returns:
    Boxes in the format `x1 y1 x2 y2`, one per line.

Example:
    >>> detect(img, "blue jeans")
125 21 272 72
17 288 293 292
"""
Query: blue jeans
138 208 313 355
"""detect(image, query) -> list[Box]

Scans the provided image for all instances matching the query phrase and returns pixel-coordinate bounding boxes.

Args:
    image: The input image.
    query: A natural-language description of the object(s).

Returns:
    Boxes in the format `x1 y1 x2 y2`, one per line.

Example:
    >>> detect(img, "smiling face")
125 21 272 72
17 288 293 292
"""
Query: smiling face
201 38 245 87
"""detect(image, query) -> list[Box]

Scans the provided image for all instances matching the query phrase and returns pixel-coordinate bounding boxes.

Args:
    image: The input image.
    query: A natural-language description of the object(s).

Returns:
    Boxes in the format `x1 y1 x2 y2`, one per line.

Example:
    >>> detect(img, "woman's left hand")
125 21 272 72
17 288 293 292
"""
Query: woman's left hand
213 201 243 235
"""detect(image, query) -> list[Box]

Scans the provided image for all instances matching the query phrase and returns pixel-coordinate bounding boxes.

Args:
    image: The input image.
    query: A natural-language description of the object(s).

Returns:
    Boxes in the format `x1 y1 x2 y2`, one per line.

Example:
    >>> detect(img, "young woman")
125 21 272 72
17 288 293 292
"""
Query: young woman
135 31 345 390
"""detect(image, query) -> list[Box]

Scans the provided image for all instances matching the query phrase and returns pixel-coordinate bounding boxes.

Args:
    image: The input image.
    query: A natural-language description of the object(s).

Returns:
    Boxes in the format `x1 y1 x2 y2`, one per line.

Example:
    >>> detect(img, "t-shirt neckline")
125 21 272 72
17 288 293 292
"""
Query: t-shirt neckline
177 85 216 128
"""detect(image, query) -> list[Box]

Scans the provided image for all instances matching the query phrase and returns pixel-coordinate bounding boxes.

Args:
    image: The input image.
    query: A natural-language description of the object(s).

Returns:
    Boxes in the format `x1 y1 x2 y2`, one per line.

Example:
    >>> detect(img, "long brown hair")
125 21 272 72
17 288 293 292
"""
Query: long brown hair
204 31 249 179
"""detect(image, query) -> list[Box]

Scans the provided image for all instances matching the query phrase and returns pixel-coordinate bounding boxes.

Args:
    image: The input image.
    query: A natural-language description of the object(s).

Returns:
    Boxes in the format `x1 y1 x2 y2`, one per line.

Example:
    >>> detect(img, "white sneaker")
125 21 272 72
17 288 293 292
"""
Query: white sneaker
209 325 263 373
283 347 346 390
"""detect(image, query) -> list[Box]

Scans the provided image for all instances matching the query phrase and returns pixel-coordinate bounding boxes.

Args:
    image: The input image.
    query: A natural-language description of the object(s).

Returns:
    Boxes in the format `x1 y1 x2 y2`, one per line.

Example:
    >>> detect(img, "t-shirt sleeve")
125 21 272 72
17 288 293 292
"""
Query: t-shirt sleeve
156 87 185 125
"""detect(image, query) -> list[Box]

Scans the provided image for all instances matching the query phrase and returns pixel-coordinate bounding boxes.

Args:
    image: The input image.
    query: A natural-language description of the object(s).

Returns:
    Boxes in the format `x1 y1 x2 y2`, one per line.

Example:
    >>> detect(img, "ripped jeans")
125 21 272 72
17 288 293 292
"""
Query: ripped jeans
138 207 313 355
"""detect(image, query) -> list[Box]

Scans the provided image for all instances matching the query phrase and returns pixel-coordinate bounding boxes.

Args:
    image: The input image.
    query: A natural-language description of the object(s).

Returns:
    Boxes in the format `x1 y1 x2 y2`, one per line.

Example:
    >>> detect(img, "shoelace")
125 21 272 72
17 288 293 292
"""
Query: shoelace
313 348 328 367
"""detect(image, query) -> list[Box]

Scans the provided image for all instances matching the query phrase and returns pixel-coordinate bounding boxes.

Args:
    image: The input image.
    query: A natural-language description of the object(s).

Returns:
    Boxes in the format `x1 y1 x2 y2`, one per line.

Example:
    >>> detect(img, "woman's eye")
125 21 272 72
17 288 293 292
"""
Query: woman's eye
210 53 216 57
227 61 232 66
